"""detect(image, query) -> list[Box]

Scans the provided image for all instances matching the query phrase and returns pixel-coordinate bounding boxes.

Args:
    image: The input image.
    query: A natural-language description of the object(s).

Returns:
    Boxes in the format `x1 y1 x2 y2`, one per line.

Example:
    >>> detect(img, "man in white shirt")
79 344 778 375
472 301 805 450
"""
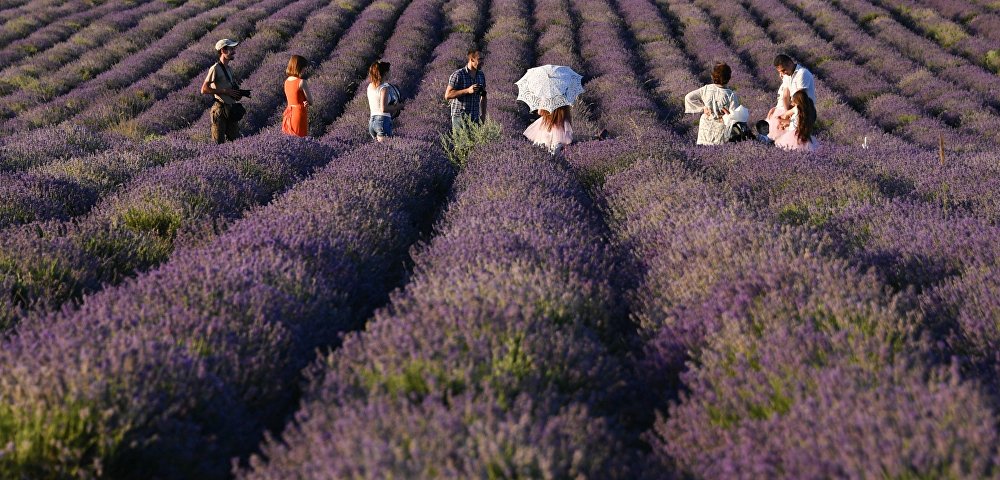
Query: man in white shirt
765 54 815 139
774 54 815 111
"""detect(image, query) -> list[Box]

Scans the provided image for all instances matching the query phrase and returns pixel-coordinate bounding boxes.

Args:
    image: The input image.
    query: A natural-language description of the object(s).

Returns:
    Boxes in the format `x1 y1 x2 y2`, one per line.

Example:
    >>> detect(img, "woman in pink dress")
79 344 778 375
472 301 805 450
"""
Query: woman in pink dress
523 105 573 155
774 89 818 151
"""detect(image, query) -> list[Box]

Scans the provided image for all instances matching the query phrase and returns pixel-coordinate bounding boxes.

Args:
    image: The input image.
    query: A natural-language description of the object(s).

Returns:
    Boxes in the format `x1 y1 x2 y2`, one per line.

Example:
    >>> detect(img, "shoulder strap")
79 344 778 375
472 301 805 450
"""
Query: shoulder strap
216 62 235 85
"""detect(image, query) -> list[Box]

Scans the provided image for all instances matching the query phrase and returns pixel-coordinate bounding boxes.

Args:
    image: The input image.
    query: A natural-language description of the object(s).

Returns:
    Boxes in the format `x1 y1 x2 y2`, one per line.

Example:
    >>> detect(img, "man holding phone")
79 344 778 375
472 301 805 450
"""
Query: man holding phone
444 49 488 132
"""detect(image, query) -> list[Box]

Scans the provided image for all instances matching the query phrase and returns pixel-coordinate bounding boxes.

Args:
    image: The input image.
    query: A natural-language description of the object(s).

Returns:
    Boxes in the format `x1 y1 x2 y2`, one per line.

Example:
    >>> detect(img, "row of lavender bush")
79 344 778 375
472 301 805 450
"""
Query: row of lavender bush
0 0 61 29
0 136 204 229
869 0 999 73
478 0 535 134
9 0 293 134
0 0 208 121
0 0 147 68
0 135 452 478
0 132 341 331
244 137 637 478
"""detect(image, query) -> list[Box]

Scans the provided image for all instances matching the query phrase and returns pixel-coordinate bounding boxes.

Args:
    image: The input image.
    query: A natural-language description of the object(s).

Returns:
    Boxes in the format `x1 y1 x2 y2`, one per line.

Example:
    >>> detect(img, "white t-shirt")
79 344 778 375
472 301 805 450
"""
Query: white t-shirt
367 82 388 116
777 65 816 107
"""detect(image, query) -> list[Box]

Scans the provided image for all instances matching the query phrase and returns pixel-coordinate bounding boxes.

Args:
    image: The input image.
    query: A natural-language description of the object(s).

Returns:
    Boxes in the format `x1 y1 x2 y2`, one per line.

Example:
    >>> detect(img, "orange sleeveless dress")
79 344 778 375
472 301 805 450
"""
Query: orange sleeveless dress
282 77 307 137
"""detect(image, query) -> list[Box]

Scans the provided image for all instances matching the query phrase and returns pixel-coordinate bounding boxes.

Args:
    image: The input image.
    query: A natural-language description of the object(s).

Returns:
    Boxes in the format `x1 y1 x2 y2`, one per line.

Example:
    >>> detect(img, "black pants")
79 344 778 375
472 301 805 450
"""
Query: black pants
211 102 241 144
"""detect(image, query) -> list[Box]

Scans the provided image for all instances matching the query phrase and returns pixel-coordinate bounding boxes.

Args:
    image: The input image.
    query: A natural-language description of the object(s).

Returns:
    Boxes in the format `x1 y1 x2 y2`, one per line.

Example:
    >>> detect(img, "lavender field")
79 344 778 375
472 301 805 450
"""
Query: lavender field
1 0 999 477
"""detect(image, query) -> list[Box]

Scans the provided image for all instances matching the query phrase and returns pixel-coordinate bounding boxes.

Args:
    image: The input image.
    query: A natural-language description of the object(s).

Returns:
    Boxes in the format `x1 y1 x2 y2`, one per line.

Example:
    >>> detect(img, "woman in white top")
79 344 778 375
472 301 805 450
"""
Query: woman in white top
684 63 741 145
523 105 573 155
366 61 402 142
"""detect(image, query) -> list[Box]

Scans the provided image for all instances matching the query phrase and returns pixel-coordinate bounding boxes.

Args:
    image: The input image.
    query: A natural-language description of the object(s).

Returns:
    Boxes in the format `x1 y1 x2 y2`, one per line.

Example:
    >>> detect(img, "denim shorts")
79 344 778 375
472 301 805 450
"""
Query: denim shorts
369 115 392 139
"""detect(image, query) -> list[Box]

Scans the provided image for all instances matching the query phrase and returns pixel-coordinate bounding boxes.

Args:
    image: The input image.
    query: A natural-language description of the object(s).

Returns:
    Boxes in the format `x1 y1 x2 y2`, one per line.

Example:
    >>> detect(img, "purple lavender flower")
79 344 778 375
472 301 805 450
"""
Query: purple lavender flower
0 139 451 477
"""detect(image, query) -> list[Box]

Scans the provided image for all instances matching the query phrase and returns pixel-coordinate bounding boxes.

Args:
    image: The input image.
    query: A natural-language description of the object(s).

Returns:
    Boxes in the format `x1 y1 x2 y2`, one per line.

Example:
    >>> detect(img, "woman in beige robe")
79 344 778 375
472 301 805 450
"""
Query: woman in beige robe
684 63 740 145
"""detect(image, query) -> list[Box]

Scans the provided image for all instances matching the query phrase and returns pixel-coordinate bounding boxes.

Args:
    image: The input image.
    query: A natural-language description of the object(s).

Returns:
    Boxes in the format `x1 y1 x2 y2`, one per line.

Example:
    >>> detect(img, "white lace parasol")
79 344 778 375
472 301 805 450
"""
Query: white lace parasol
515 65 584 113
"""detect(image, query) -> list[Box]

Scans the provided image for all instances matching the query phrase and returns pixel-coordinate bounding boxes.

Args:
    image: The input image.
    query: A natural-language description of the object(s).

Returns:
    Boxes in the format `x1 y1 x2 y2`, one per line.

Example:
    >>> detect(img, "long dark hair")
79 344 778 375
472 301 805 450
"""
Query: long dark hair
540 105 571 131
793 89 816 144
368 61 390 86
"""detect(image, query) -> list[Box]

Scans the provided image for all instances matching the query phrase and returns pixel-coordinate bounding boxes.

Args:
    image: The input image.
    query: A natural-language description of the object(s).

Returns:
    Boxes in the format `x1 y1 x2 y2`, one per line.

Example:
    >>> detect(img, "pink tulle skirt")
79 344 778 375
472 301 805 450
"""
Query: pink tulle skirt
765 106 787 140
523 117 573 150
775 128 818 151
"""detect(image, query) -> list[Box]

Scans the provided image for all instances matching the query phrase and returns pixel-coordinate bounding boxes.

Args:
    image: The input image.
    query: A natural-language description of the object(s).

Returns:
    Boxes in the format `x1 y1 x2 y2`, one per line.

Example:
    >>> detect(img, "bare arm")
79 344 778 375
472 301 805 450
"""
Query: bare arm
779 105 798 120
444 84 477 100
200 79 239 98
779 86 791 111
380 86 402 114
300 79 311 106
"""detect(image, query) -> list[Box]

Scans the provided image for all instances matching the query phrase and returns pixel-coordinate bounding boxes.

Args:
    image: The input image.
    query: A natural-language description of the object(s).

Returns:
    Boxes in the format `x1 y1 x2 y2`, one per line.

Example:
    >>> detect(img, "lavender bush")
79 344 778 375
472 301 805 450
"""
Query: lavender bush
0 139 204 229
0 0 210 121
0 132 337 331
658 322 999 479
246 140 635 478
0 124 122 172
0 139 451 478
0 0 998 475
12 0 292 134
0 0 153 69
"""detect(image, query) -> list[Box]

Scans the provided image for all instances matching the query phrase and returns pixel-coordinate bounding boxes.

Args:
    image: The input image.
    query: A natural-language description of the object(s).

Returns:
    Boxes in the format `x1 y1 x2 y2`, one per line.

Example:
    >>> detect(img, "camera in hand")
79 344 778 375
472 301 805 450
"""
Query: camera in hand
236 89 252 98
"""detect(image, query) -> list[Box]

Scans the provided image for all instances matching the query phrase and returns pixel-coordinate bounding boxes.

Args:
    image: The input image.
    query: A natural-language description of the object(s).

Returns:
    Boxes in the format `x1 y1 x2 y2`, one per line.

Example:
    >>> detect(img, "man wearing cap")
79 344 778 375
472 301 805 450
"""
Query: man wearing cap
201 39 245 143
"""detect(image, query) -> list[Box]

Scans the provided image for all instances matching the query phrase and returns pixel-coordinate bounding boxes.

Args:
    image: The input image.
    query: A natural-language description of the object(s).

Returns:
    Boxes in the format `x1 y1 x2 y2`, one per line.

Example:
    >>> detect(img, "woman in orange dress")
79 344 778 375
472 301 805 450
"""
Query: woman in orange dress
281 55 311 137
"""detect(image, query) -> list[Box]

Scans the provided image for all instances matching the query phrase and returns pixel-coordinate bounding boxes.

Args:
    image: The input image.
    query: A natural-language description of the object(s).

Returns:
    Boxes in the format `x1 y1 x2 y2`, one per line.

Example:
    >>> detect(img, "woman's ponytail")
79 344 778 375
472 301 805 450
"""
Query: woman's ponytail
368 61 390 86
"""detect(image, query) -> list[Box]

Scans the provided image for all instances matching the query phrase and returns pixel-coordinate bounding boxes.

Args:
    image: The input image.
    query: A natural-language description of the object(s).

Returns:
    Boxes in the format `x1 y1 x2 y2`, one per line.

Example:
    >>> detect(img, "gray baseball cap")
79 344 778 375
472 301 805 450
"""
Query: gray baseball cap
215 38 240 51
